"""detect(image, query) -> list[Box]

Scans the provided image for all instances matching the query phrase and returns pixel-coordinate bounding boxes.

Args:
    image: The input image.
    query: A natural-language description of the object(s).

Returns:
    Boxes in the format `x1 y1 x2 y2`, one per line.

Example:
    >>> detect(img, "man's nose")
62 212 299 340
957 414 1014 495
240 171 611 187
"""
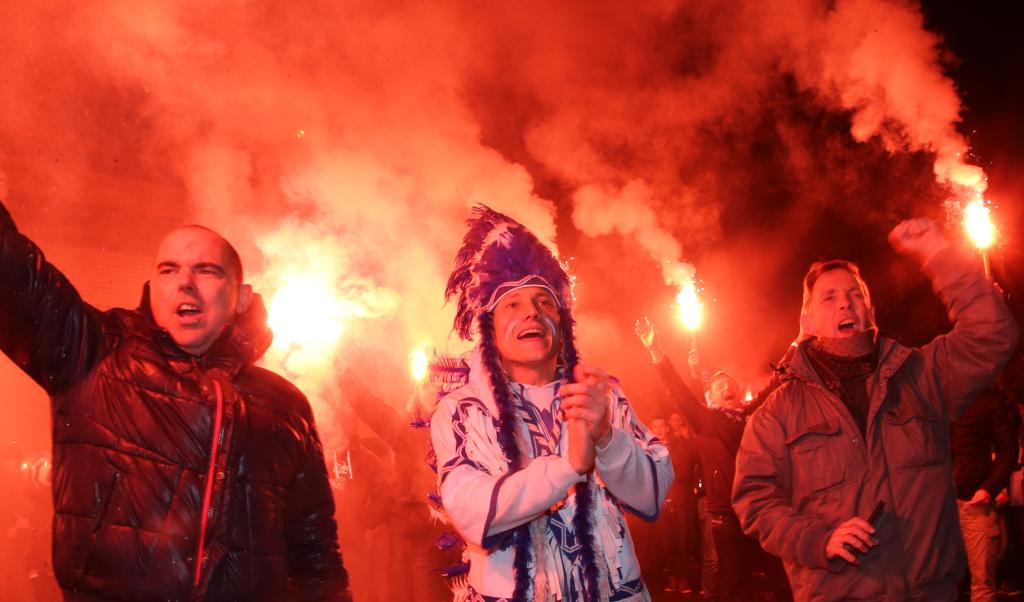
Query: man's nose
176 270 196 290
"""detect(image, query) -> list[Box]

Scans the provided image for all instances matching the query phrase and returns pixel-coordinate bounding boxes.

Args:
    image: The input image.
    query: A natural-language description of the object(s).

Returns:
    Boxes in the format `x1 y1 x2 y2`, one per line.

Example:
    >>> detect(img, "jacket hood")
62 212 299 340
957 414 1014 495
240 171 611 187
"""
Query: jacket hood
136 282 274 368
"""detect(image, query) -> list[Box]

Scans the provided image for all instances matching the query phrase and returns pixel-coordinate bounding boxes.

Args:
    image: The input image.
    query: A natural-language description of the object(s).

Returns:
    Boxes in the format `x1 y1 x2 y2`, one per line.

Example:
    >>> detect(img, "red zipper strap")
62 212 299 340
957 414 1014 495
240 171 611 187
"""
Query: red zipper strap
194 378 224 587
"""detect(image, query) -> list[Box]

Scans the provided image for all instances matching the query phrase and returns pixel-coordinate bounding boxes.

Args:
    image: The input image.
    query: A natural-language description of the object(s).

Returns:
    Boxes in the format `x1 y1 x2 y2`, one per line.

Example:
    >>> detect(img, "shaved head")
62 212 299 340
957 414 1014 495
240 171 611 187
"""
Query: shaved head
149 225 252 355
171 225 244 283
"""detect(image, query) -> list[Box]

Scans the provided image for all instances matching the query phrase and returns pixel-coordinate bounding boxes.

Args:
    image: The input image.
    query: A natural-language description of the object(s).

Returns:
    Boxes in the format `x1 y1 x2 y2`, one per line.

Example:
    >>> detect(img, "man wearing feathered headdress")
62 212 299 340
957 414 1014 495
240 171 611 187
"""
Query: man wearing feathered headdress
430 205 673 602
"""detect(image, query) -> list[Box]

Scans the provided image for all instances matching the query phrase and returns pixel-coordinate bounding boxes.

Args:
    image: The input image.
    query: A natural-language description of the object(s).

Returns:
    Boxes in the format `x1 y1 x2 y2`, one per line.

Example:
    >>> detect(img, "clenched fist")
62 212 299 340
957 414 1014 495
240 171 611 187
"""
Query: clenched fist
888 218 950 265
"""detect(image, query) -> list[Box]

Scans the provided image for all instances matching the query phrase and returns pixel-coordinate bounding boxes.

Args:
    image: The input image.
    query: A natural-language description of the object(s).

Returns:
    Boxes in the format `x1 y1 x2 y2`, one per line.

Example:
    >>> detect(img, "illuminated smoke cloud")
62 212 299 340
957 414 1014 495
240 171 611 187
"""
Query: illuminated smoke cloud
507 0 984 248
49 1 562 423
0 0 984 416
461 0 983 383
573 180 695 286
784 0 986 193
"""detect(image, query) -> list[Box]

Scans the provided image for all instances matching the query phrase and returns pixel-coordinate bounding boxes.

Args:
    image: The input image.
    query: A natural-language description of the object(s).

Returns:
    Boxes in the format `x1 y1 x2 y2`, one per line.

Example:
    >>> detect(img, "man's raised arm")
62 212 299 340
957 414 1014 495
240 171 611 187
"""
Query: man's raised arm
635 317 709 433
0 200 107 394
284 406 352 601
888 218 1019 419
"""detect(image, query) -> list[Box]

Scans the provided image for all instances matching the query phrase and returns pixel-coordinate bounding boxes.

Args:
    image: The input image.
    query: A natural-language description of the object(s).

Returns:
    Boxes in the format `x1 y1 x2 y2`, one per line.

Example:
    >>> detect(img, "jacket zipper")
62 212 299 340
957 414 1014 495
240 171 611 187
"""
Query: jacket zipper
194 378 225 588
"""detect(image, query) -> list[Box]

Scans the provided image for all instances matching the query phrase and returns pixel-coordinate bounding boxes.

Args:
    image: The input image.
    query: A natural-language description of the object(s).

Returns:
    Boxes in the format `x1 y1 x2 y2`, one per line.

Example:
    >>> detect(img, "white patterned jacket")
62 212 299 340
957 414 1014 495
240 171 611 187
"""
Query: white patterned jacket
430 351 673 601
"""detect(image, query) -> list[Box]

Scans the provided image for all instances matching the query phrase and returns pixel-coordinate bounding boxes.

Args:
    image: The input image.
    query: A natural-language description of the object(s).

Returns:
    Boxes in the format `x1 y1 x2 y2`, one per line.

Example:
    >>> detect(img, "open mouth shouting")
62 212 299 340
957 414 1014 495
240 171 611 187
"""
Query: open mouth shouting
175 301 204 325
836 317 858 335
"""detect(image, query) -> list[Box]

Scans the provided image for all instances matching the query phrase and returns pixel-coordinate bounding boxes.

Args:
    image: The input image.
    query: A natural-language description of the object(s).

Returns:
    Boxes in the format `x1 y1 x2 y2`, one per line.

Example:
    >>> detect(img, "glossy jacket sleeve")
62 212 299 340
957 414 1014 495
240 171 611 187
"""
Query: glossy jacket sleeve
0 200 108 394
284 413 352 601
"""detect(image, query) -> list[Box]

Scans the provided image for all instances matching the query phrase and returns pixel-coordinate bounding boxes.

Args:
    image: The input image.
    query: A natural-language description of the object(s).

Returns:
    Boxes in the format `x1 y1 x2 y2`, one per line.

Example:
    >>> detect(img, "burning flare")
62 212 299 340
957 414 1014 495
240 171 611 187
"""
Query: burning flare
963 199 995 250
676 279 703 331
267 272 348 356
410 347 429 383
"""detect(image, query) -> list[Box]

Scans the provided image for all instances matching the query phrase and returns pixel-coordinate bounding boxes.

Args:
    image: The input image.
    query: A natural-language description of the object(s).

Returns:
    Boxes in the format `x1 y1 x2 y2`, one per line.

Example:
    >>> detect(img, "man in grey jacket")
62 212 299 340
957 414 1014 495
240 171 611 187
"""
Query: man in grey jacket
732 218 1018 601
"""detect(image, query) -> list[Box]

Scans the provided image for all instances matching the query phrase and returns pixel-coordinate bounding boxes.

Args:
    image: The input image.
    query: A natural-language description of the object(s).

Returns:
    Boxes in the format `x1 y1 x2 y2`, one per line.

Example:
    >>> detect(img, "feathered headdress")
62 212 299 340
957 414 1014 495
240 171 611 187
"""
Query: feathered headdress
445 205 573 340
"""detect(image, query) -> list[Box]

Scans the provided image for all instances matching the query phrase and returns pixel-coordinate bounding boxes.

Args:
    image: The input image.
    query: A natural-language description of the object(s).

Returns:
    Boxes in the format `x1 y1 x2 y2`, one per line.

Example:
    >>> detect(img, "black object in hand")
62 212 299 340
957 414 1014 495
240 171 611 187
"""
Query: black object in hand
867 500 884 526
844 501 885 557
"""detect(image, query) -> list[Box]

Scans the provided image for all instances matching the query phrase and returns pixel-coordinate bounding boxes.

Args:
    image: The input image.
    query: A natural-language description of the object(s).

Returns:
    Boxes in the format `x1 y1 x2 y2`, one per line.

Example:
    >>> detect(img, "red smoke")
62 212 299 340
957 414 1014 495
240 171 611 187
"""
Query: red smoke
0 1 1011 598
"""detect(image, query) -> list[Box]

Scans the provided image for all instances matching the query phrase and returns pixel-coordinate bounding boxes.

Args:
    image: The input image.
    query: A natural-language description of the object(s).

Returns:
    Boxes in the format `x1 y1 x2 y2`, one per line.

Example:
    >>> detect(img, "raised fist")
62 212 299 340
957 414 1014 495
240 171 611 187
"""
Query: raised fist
888 218 950 265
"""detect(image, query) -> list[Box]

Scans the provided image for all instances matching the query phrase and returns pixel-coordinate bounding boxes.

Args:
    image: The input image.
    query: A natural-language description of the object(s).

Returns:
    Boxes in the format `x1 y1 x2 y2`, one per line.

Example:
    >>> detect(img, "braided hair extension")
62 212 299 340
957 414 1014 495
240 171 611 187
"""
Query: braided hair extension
559 306 602 602
477 311 534 602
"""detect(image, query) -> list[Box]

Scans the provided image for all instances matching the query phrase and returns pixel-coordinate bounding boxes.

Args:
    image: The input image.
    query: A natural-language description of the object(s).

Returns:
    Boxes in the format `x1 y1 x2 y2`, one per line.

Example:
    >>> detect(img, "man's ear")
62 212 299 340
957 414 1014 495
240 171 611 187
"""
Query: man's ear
869 306 877 328
799 311 814 339
236 284 254 314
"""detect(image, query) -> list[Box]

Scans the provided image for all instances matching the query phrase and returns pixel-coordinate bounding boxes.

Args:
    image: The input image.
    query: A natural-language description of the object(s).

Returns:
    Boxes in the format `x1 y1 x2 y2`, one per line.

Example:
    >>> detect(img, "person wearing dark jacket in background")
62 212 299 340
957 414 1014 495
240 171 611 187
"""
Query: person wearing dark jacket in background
0 200 351 601
338 370 454 602
665 412 702 594
952 386 1020 601
732 218 1019 602
635 317 791 601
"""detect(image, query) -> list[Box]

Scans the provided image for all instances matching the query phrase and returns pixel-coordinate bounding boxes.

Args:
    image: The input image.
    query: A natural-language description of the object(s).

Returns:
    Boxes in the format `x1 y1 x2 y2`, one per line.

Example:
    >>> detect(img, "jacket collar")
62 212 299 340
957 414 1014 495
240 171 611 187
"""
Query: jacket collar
134 282 274 375
785 335 912 387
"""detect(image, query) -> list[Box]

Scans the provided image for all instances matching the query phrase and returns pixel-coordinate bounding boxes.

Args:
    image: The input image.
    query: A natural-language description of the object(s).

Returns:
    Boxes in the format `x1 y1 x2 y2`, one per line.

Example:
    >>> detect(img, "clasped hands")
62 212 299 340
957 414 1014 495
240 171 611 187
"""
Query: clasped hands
559 364 613 475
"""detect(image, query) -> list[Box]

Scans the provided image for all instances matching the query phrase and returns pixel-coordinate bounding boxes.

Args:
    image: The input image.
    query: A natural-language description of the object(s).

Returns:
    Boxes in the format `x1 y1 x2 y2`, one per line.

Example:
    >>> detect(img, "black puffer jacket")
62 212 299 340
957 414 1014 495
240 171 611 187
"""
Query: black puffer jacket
0 202 350 601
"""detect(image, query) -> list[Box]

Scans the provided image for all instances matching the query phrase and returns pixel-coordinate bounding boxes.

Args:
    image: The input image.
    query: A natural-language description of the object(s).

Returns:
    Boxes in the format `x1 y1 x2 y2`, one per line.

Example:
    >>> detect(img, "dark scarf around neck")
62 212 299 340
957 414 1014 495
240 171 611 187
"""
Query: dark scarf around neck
807 330 879 381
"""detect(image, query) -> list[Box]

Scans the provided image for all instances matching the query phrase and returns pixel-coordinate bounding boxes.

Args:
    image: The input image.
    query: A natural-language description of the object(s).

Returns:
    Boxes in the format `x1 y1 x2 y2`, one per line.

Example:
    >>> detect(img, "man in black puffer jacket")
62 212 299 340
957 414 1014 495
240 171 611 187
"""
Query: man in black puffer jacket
0 200 351 601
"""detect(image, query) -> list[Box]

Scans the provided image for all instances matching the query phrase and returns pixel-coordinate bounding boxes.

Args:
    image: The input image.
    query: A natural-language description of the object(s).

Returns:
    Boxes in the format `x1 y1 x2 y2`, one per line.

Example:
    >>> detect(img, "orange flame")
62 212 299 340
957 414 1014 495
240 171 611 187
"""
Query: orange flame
675 279 702 331
410 347 429 383
267 272 348 355
256 223 400 397
963 200 995 250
